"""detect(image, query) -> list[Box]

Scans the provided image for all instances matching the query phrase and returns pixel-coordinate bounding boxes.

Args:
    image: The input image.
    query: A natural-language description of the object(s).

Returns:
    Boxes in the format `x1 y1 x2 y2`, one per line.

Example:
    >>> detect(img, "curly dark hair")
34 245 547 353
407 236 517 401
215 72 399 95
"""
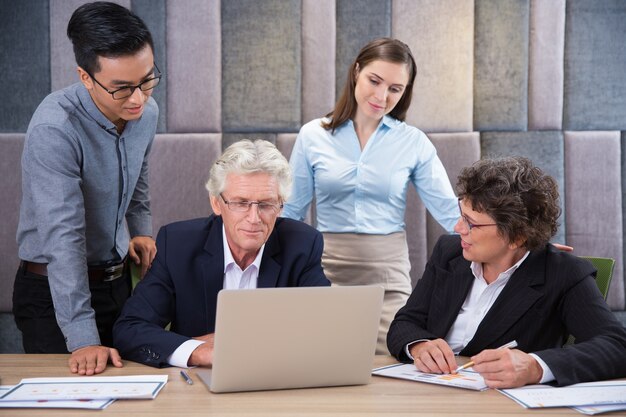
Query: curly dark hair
456 157 561 250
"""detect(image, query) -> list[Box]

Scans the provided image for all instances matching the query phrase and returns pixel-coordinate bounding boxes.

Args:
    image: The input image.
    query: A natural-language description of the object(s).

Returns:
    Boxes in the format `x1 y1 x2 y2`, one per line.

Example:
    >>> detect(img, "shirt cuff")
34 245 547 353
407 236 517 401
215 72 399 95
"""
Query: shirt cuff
529 353 555 383
404 339 431 360
126 214 153 238
62 319 101 352
167 339 205 368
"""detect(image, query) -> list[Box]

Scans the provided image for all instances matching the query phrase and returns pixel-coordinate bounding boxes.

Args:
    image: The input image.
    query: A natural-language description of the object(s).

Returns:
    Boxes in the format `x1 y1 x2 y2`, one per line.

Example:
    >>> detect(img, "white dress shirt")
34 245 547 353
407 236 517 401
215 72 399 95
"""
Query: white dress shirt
167 225 264 368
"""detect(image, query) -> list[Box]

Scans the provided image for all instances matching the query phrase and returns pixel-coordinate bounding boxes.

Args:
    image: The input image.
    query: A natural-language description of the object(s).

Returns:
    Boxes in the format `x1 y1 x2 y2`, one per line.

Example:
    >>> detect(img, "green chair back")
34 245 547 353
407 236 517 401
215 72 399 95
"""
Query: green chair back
579 256 615 299
565 256 615 345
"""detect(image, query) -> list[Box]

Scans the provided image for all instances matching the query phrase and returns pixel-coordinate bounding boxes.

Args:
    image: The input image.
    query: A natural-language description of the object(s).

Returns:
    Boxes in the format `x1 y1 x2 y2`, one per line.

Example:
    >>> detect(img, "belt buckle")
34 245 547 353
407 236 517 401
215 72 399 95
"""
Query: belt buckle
102 263 124 282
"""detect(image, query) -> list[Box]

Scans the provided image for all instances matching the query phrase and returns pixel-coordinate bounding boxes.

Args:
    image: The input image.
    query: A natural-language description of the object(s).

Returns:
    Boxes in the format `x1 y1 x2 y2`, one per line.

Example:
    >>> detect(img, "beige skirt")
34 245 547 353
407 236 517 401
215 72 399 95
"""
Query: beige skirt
322 232 412 355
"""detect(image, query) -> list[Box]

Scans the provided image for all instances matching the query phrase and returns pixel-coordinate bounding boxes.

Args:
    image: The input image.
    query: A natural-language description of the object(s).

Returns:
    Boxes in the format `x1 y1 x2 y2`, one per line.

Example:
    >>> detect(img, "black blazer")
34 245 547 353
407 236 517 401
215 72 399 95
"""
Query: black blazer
387 234 626 386
113 215 330 367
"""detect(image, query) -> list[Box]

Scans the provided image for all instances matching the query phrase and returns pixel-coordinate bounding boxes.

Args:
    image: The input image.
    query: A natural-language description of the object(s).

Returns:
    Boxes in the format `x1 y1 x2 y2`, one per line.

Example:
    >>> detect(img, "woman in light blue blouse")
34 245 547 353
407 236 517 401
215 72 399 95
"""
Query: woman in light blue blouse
282 38 459 354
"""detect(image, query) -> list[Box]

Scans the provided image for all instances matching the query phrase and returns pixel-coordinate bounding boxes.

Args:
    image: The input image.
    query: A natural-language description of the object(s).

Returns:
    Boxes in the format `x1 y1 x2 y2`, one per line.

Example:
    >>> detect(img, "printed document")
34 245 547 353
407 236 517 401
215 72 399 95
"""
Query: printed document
0 375 168 402
372 363 488 391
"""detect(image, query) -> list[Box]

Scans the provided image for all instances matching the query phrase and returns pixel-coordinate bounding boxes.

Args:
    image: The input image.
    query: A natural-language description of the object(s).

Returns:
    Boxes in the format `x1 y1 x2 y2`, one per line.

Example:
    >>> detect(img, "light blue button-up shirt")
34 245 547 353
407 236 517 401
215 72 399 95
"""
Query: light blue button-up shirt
282 116 459 234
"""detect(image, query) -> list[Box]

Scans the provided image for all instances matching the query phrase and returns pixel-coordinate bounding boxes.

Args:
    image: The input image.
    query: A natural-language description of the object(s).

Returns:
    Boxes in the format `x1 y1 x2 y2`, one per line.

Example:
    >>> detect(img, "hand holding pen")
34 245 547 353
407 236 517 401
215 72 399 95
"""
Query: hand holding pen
454 340 518 373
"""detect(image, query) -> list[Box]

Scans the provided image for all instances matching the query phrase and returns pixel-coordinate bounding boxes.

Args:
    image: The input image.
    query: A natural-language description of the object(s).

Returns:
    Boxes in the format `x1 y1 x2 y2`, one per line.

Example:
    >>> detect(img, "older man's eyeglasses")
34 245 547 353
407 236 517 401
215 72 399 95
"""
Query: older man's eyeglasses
457 199 497 232
89 64 163 100
220 194 283 216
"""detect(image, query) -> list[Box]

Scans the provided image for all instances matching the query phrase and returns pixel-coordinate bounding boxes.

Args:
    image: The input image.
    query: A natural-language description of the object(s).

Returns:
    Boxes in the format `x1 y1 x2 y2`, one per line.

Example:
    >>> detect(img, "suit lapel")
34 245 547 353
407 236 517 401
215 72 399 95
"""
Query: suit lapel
430 256 475 336
462 250 545 353
201 216 226 332
257 227 280 288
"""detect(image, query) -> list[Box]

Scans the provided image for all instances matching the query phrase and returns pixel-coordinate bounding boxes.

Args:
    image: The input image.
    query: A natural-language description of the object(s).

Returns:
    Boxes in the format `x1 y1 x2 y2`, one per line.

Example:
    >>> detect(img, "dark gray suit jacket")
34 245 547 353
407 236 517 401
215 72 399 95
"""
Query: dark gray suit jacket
387 234 626 386
113 215 329 367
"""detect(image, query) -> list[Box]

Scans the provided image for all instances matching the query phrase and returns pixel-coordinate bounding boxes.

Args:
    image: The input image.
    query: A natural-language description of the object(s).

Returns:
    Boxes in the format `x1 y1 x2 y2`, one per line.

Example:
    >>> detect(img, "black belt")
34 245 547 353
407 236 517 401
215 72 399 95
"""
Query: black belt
20 260 127 283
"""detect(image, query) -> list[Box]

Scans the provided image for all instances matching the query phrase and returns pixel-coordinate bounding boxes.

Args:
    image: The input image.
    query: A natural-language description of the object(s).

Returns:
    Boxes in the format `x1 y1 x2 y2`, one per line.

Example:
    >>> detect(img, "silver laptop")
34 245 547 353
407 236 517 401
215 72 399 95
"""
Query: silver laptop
195 285 383 393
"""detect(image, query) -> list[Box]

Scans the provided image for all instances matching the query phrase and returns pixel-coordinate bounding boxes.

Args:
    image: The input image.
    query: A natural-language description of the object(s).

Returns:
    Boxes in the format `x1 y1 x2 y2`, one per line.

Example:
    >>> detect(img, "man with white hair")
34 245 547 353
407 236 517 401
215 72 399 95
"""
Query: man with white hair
113 139 329 368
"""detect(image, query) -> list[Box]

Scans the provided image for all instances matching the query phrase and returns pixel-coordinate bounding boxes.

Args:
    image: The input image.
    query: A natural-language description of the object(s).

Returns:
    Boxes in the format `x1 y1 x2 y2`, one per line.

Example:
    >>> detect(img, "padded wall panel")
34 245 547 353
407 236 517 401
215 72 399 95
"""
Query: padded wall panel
222 0 301 132
0 313 23 353
51 0 131 91
149 134 222 235
405 188 427 288
302 0 336 124
0 1 50 132
276 133 316 226
623 132 626 291
392 0 474 133
528 0 564 130
565 131 624 310
563 1 626 131
132 0 167 133
335 0 391 99
222 134 278 151
167 0 220 133
474 0 529 131
0 134 24 312
426 132 481 255
481 131 565 243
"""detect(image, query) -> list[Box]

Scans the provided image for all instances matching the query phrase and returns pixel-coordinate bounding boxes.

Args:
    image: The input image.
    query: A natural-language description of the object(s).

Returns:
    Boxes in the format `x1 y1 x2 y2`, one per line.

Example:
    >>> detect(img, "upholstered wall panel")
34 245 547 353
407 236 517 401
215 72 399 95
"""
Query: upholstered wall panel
0 1 50 132
565 131 624 310
335 0 391 99
166 0 220 133
563 1 626 131
528 0 564 130
481 131 565 243
222 0 301 133
132 0 167 133
302 0 336 124
392 0 474 133
474 0 529 131
276 133 316 227
426 132 481 255
405 187 427 287
51 0 131 91
149 134 222 235
222 133 277 151
0 134 24 313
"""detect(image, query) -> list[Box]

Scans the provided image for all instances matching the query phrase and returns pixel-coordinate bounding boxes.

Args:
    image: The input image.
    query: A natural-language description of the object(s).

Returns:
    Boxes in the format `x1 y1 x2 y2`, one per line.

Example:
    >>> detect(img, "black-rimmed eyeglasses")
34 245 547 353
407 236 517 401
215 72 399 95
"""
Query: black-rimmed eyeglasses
457 199 497 232
220 194 283 216
89 64 162 100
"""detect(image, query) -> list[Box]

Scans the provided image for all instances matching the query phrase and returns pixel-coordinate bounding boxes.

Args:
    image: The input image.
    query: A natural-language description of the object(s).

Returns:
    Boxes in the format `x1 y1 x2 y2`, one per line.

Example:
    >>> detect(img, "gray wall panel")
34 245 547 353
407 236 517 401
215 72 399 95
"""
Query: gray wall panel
0 0 50 132
563 0 626 130
528 0 565 130
393 0 474 133
426 132 481 255
149 134 222 234
0 134 24 313
222 0 301 132
474 0 529 131
50 0 130 91
132 0 167 133
565 131 624 310
166 0 221 133
335 0 391 99
302 0 336 124
481 131 565 244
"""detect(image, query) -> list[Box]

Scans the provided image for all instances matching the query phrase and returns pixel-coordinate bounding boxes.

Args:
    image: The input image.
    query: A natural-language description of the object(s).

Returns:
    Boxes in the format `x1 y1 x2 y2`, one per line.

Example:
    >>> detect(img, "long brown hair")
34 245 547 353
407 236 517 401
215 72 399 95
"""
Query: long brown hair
323 38 417 132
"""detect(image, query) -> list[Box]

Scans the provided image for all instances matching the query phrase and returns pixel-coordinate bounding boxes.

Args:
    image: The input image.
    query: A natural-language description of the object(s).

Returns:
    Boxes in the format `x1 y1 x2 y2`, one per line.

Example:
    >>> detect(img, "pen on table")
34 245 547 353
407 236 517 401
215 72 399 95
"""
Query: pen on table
454 340 518 373
180 370 193 385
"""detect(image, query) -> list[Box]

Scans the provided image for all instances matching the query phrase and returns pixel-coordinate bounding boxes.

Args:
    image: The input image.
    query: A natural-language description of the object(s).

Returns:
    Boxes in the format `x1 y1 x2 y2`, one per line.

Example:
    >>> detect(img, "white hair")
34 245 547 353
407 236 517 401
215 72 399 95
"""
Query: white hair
205 139 292 201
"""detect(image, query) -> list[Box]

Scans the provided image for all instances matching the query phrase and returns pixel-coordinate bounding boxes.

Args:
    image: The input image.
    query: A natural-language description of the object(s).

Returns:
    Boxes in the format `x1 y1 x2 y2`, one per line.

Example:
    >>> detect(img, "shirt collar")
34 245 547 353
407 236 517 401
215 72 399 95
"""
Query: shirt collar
75 82 138 134
221 224 265 273
470 250 530 284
